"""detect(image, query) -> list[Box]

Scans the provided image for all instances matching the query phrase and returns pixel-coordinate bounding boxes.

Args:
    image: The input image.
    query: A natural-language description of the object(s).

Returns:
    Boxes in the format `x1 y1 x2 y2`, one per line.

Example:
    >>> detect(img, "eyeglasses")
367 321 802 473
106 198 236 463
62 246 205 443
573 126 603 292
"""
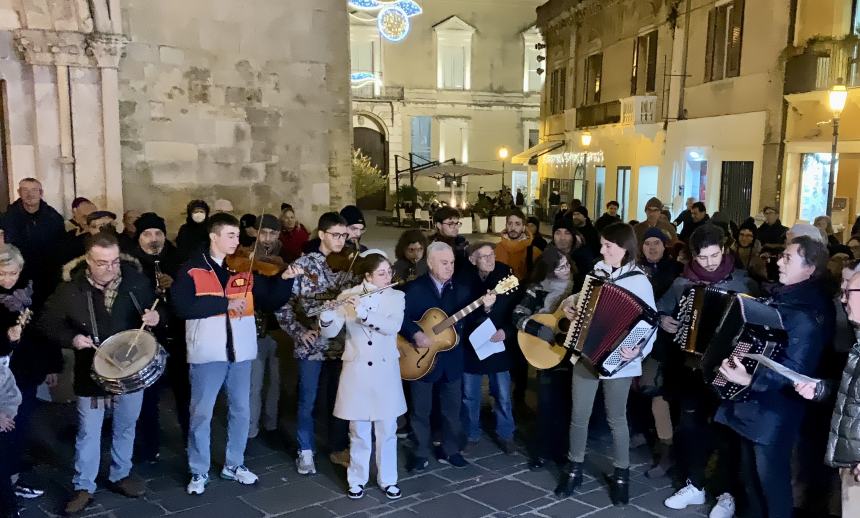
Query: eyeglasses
843 289 860 298
324 231 349 240
440 221 462 228
349 225 367 235
474 252 495 261
93 259 121 270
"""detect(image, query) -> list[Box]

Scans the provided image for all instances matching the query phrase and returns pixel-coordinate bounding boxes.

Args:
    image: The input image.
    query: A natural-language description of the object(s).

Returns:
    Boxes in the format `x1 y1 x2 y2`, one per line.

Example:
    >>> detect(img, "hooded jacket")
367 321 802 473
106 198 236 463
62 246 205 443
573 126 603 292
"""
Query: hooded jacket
823 342 860 467
36 254 161 397
176 201 210 262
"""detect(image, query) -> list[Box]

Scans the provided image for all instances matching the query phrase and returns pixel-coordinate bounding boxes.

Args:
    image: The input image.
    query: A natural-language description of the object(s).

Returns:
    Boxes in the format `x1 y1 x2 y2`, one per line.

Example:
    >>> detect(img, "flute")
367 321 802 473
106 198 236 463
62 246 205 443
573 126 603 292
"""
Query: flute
308 282 400 317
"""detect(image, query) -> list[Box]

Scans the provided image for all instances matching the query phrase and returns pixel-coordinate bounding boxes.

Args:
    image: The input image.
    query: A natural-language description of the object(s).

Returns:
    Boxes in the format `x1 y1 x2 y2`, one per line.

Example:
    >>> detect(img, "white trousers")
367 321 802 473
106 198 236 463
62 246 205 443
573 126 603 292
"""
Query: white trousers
347 418 398 489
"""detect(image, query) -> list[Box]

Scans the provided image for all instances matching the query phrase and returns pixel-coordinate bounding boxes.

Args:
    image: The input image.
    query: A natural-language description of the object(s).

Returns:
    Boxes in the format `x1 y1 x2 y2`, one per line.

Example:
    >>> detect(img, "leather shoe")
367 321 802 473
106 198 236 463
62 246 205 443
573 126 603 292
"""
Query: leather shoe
109 476 146 498
64 490 93 514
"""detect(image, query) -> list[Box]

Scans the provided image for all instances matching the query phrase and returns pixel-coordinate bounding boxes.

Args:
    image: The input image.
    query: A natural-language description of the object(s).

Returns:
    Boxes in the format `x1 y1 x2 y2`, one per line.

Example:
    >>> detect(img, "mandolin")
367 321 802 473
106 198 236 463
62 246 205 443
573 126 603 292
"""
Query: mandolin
517 308 572 370
398 275 519 380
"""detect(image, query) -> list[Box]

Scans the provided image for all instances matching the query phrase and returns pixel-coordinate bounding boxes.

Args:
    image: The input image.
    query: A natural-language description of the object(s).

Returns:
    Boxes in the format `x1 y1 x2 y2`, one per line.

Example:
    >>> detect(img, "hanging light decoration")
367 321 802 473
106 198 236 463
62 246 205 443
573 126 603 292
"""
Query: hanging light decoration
347 0 421 43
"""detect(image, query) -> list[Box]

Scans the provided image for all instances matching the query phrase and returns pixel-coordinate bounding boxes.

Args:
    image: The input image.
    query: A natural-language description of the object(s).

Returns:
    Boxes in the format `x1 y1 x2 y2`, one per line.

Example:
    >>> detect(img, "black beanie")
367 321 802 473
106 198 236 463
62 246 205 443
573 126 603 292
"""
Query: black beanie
134 212 166 240
259 213 281 232
552 217 576 235
340 205 366 227
186 199 210 216
571 205 589 219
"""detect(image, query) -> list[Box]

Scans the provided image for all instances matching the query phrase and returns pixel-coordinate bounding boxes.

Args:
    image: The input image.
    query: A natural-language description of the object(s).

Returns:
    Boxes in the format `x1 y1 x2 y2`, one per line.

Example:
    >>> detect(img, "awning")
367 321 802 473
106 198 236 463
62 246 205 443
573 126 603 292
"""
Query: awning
511 140 565 165
397 164 501 179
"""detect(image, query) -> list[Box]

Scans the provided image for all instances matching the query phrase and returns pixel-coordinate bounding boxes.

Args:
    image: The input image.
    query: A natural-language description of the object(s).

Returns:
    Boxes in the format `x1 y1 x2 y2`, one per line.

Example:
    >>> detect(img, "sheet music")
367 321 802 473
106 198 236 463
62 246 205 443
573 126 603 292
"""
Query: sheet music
469 319 505 361
743 353 819 385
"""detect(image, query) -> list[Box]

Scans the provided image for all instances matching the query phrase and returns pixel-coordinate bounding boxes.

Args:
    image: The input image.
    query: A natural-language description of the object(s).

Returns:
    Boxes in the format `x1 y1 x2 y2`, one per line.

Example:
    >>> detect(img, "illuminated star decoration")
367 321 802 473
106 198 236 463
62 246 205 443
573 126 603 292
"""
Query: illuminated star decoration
347 0 422 42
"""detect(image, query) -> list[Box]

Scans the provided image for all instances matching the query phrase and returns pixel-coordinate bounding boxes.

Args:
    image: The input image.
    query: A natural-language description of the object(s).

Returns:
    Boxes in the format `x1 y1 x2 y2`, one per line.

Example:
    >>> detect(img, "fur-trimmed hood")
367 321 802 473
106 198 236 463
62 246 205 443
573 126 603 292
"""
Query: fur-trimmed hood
61 253 143 282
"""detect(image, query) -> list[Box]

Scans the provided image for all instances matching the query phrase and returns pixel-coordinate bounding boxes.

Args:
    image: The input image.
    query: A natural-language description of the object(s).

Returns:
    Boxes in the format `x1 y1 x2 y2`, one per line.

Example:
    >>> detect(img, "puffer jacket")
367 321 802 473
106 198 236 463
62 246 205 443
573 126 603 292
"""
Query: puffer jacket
824 342 860 467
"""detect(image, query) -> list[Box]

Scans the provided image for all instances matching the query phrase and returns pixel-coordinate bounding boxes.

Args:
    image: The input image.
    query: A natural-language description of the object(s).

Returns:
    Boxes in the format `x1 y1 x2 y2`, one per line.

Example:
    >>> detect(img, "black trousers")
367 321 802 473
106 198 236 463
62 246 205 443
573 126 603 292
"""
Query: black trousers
0 429 15 516
738 433 794 518
166 351 191 442
410 378 461 459
6 381 37 476
318 359 349 453
534 365 572 462
135 378 162 460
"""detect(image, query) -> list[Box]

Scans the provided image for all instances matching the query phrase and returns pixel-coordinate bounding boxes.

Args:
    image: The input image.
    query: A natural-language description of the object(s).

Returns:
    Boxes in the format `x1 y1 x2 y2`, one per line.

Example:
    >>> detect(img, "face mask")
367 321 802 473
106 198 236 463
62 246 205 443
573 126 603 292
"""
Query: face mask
191 212 206 223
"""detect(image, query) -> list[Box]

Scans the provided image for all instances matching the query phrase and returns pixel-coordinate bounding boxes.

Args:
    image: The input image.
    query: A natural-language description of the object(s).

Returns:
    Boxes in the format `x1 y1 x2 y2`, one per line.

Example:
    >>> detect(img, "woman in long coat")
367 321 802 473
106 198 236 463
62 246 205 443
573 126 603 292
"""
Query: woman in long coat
319 251 406 501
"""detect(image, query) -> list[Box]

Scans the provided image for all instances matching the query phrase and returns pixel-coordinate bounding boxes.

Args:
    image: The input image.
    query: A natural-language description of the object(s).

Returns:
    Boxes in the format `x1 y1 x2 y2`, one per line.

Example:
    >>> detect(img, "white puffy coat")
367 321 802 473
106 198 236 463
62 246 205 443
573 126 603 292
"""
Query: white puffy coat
320 282 407 421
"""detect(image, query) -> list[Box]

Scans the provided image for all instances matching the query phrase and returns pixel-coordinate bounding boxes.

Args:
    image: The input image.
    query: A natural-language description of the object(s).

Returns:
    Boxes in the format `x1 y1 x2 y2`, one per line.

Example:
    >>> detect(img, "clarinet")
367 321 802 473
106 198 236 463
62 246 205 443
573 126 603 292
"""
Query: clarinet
154 260 165 298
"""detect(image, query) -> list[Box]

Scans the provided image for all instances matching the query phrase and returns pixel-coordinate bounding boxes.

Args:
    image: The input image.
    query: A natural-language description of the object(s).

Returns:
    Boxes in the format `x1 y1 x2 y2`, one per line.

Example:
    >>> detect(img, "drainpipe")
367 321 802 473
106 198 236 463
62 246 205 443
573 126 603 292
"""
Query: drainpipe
56 65 75 216
677 0 692 120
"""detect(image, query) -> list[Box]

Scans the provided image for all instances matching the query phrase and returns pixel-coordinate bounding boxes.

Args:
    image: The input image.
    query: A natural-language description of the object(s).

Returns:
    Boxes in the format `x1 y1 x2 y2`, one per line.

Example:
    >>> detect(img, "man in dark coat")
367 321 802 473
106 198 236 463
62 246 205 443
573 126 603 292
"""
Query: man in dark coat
4 178 65 308
37 232 162 514
758 206 788 251
569 205 600 255
678 202 710 242
400 241 495 471
715 235 835 518
594 201 622 232
175 200 210 262
127 212 184 460
462 243 516 454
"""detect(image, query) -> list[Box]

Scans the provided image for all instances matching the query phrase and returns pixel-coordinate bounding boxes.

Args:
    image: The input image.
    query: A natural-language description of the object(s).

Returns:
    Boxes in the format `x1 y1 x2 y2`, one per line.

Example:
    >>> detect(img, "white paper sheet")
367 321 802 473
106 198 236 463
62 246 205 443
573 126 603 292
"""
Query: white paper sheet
743 353 819 385
469 319 505 361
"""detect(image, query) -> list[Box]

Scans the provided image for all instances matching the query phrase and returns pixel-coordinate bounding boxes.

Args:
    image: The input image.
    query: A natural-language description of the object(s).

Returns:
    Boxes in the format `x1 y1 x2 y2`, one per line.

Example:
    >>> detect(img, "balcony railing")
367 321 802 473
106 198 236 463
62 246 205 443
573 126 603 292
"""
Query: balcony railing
575 100 621 128
352 85 405 100
785 38 860 94
620 95 658 125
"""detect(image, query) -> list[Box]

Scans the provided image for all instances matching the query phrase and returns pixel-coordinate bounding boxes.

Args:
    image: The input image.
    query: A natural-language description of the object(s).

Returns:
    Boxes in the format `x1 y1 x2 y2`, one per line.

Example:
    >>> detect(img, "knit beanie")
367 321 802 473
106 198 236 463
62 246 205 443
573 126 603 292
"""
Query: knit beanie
259 213 281 232
186 199 210 216
643 227 668 243
340 205 366 227
134 212 166 240
552 218 576 235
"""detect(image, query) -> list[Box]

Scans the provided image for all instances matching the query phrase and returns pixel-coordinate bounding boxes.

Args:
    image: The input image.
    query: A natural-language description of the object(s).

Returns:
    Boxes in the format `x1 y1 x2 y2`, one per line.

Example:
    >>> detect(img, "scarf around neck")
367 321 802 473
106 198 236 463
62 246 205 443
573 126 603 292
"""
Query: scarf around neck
683 254 735 284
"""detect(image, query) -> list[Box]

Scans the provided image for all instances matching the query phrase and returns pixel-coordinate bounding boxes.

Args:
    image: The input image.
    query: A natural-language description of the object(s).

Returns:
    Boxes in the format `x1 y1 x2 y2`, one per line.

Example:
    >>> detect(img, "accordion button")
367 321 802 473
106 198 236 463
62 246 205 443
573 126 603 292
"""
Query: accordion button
367 361 373 366
368 341 373 346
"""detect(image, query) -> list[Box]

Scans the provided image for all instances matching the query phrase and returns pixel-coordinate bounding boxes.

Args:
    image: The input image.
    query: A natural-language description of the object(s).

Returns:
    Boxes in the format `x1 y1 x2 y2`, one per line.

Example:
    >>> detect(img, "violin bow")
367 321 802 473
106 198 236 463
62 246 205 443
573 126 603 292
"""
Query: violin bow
242 210 267 298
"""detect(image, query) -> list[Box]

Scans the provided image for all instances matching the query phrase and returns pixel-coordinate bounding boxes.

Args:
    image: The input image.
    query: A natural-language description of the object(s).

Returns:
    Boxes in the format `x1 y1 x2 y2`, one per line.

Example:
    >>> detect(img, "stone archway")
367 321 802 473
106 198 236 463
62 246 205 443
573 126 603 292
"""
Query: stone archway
352 116 389 210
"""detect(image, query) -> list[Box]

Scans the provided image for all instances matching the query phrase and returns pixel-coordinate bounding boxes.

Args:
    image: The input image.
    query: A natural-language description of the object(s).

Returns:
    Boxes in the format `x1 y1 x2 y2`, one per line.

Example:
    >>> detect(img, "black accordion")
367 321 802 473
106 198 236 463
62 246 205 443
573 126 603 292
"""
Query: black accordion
701 294 787 400
673 285 734 355
566 275 659 377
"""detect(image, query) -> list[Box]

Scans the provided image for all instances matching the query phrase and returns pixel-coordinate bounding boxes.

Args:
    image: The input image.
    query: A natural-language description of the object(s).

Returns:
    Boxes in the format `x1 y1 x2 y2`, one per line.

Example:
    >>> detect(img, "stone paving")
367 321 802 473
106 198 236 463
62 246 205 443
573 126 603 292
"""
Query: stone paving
11 214 715 517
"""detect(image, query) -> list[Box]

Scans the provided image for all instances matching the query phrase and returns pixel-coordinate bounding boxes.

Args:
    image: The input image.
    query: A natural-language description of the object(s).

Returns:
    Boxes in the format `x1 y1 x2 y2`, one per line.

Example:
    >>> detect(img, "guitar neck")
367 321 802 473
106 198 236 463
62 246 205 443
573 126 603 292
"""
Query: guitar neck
432 299 484 334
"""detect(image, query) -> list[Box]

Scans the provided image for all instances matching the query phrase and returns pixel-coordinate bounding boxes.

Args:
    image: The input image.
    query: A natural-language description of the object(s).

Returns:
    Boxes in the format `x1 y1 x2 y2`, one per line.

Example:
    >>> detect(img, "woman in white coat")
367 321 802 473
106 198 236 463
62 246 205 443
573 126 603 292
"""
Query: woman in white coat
319 251 406 501
554 223 657 506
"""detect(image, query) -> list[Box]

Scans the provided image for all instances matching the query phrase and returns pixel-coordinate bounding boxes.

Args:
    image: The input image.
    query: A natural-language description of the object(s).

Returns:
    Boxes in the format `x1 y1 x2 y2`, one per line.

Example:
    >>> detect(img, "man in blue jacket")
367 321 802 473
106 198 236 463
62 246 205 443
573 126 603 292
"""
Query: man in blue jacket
400 241 495 470
171 213 300 496
716 235 835 518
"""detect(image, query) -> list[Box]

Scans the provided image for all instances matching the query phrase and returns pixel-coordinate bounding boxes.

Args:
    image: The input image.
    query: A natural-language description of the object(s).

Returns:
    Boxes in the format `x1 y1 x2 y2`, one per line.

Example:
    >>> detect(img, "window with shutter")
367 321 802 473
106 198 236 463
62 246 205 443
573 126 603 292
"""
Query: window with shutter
585 53 602 105
630 39 639 95
646 30 658 92
725 0 744 78
705 2 741 82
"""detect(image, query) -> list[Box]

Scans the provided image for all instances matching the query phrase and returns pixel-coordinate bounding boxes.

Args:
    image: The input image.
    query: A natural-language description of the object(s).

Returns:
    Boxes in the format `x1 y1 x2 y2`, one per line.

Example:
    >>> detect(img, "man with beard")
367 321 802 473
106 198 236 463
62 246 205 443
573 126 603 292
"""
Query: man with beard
495 209 541 282
430 207 470 272
277 212 356 476
569 206 600 255
128 212 183 461
678 202 710 243
659 224 758 517
248 214 286 439
717 236 833 518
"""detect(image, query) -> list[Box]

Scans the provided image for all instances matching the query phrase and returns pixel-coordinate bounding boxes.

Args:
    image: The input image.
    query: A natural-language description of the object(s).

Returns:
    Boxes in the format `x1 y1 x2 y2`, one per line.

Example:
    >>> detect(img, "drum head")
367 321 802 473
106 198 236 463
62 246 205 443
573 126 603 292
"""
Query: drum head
93 330 159 378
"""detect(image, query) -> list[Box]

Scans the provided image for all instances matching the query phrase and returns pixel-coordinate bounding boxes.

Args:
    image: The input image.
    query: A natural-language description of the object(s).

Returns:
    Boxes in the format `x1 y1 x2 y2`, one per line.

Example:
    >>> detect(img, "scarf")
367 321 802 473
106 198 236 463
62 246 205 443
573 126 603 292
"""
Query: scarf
86 269 123 313
683 254 735 284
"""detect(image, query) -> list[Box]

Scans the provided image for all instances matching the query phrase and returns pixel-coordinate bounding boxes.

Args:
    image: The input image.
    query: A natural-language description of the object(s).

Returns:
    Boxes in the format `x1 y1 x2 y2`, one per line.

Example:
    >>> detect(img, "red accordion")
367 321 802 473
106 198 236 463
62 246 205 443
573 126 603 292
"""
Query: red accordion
565 275 659 377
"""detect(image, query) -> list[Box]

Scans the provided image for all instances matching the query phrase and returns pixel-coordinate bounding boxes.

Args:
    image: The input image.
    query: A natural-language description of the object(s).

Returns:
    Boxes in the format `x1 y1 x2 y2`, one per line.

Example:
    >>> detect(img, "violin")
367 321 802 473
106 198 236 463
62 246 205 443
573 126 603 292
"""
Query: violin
326 239 362 273
226 244 287 277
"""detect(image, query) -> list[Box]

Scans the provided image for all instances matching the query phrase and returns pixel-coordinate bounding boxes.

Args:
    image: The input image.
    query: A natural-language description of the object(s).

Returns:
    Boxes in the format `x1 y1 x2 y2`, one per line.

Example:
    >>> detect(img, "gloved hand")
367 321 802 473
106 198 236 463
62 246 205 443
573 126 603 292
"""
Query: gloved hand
524 319 555 343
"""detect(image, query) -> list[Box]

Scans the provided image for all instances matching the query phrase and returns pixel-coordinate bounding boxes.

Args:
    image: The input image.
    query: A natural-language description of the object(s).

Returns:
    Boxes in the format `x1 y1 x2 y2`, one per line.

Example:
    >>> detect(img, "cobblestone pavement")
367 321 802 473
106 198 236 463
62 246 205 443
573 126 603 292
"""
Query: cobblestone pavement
13 215 714 517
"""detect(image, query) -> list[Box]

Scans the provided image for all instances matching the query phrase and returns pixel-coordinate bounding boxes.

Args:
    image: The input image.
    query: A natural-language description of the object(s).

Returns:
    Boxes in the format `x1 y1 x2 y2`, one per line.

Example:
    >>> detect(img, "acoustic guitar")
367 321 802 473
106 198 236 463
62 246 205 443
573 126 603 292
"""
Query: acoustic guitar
517 307 573 370
398 275 519 381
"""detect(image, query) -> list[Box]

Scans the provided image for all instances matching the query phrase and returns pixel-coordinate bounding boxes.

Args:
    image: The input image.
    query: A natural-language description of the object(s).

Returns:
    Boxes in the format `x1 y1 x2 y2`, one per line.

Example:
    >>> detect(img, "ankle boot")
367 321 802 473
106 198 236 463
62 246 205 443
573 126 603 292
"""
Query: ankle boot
645 440 673 479
554 461 583 498
609 467 630 505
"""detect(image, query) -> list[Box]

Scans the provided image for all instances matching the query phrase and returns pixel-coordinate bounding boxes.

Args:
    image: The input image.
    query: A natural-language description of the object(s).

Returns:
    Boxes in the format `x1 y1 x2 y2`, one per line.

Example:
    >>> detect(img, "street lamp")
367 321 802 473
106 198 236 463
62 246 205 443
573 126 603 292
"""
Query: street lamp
499 146 509 189
826 80 848 217
580 131 592 148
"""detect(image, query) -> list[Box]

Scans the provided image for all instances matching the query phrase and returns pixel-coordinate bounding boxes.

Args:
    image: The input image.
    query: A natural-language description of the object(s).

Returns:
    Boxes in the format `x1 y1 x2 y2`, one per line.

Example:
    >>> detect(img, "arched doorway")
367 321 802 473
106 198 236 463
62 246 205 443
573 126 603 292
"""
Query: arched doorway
353 124 388 210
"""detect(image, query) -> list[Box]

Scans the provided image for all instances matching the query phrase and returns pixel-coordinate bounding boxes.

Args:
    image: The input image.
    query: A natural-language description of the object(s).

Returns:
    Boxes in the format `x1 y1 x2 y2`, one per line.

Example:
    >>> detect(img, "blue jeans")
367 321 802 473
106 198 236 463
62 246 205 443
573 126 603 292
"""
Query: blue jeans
296 359 349 452
188 361 252 475
73 392 144 492
462 371 515 442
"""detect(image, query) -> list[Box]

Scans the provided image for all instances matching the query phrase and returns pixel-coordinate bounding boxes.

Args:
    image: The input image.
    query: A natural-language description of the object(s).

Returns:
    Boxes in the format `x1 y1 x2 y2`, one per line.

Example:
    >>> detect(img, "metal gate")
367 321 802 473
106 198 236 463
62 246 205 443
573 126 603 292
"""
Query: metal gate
719 161 753 224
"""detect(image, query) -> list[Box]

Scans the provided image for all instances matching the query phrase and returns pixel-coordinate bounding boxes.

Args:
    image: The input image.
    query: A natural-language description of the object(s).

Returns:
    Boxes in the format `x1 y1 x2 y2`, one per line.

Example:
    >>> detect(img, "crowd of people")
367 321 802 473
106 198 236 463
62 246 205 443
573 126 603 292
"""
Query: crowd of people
1 176 860 517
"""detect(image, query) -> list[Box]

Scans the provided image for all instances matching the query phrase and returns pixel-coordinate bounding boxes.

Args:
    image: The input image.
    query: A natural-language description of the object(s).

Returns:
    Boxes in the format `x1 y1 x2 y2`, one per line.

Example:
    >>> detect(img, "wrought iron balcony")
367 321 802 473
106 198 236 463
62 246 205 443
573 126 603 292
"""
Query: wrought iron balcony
575 100 620 128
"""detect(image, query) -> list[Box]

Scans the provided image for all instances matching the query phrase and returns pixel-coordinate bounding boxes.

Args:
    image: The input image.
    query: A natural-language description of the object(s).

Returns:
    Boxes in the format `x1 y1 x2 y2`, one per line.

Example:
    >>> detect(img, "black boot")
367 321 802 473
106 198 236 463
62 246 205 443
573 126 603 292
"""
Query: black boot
609 467 630 505
554 461 583 498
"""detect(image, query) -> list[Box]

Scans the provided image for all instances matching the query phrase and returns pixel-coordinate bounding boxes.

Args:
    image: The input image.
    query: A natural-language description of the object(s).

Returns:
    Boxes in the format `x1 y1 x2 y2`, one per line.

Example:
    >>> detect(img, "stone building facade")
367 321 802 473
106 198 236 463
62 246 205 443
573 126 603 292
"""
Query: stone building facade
0 0 352 231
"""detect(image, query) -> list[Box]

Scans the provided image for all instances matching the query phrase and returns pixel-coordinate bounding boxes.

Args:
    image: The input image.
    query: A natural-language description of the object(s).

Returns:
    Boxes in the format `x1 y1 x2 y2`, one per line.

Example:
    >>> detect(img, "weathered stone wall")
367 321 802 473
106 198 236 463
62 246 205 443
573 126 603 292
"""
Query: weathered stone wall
119 0 352 231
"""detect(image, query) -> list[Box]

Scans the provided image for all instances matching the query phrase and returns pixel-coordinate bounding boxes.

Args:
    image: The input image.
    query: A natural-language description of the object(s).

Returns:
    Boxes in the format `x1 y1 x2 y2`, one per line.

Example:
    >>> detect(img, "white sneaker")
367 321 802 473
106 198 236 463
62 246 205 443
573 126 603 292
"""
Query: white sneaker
664 480 706 509
221 465 258 485
709 493 736 518
187 474 209 495
296 449 316 475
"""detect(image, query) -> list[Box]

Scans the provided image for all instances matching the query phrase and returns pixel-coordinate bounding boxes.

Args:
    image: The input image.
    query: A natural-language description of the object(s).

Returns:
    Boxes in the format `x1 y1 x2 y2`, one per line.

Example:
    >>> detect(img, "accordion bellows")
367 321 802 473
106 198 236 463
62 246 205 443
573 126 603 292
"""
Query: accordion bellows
567 275 659 377
674 285 734 355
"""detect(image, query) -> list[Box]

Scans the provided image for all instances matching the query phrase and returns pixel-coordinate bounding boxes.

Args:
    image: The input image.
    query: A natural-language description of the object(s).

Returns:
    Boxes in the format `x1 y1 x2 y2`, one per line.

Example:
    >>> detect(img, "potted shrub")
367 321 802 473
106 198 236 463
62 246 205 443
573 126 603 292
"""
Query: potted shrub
471 197 492 233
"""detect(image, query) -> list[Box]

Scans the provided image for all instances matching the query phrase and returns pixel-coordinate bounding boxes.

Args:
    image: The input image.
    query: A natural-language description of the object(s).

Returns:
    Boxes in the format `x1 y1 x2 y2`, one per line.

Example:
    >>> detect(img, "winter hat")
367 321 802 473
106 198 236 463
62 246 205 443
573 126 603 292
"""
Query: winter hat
738 217 758 238
644 197 663 211
186 199 210 216
643 227 668 243
259 213 281 232
789 223 827 244
134 212 166 240
571 205 589 219
340 205 366 227
552 218 576 235
86 210 117 225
